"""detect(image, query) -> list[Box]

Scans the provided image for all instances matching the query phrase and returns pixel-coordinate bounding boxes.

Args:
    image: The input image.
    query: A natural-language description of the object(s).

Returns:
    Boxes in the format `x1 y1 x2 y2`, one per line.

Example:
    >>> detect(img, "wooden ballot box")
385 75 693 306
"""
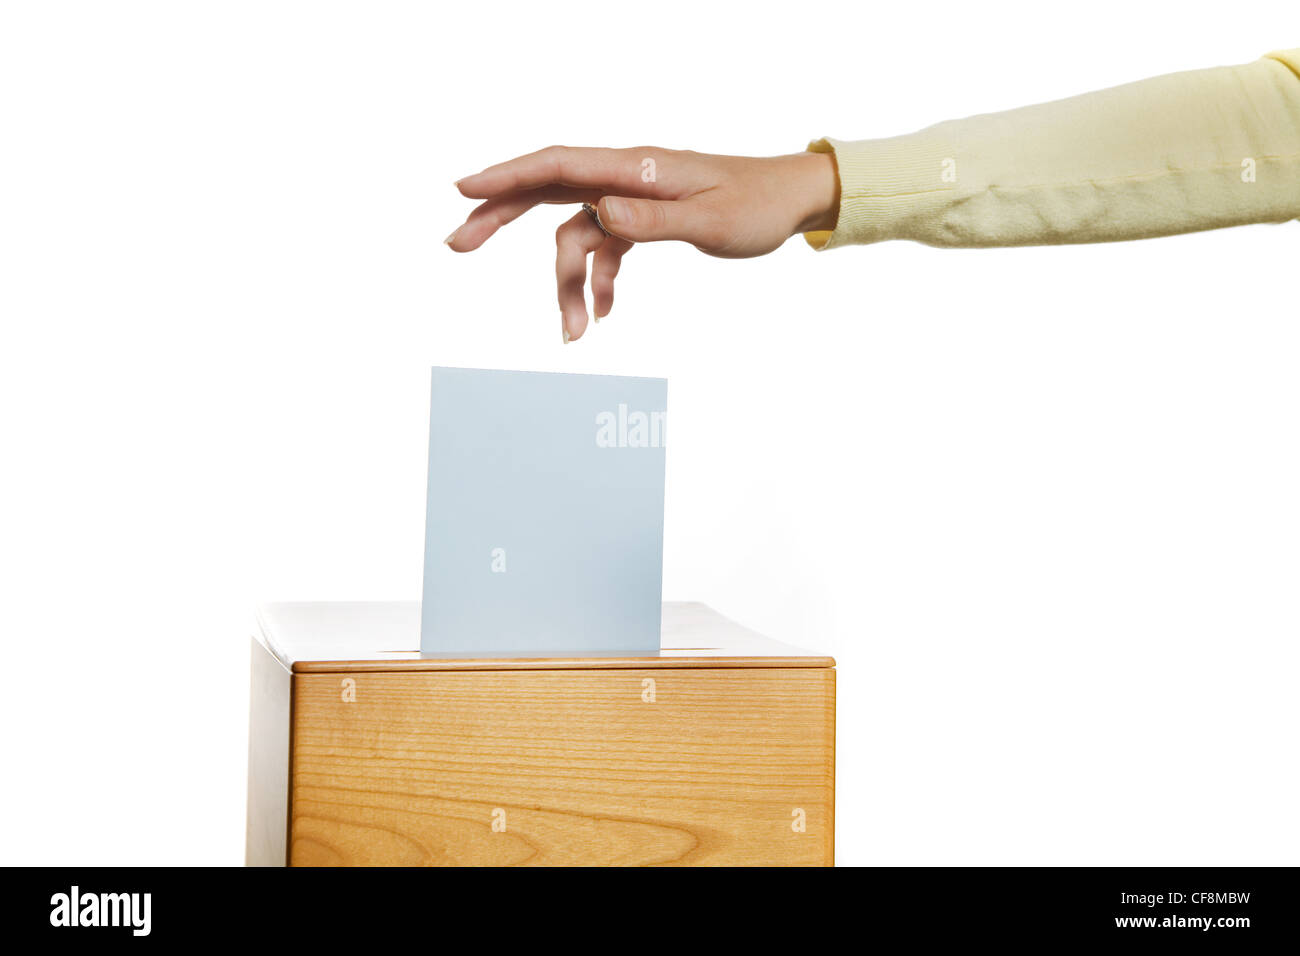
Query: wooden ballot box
246 602 835 866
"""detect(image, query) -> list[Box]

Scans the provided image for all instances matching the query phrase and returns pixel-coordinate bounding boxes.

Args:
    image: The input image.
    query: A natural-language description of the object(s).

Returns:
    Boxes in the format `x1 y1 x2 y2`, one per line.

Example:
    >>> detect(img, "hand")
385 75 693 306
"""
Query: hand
446 146 839 342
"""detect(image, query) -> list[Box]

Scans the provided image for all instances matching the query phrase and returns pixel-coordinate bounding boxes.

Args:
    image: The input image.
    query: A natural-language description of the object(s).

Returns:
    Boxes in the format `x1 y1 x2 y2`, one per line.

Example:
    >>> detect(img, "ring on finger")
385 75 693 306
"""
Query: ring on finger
582 202 612 237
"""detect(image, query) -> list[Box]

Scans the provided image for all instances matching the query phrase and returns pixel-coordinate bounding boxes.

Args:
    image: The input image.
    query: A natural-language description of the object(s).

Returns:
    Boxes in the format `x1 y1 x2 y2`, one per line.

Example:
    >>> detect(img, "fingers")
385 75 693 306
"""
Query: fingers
590 236 633 321
597 195 721 248
457 146 650 199
555 210 607 342
445 185 605 252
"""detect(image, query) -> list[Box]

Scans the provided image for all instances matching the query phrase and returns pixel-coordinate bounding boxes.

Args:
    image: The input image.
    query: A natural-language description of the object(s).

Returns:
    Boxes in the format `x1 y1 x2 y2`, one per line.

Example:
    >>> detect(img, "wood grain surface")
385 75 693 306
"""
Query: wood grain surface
289 667 834 866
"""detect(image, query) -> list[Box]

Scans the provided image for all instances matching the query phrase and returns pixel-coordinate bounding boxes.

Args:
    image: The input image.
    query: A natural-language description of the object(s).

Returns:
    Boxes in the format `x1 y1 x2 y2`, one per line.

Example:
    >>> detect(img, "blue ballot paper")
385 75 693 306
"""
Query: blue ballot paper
421 366 667 654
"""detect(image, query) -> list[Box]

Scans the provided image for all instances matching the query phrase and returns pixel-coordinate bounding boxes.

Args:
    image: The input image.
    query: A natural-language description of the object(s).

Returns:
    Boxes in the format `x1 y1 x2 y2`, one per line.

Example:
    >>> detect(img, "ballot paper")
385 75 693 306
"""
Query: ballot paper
421 366 667 654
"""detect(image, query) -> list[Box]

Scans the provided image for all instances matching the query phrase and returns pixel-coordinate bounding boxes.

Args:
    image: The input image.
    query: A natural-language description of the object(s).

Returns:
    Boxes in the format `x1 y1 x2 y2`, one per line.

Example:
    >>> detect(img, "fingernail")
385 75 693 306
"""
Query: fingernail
602 197 626 226
453 179 463 189
443 230 457 246
594 315 601 324
561 315 570 344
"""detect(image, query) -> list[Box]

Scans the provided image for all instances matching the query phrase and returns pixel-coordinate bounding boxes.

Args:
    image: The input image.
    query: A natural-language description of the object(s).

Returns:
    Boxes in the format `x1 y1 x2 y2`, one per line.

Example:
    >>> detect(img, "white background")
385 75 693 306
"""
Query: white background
2 1 1297 866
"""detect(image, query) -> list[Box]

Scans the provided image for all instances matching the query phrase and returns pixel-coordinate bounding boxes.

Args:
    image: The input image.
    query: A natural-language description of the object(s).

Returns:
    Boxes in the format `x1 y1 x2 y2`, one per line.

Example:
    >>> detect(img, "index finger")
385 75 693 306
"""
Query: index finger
456 146 654 199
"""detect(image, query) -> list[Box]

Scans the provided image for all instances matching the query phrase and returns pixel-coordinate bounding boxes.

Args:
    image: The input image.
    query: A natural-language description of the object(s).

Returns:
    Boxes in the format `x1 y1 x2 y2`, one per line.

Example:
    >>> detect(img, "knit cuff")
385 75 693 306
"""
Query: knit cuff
802 131 958 250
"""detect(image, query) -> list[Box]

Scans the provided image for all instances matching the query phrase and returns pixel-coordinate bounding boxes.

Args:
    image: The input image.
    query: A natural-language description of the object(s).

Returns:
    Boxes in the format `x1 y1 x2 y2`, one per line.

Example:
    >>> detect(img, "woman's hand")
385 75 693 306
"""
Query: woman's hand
446 147 839 342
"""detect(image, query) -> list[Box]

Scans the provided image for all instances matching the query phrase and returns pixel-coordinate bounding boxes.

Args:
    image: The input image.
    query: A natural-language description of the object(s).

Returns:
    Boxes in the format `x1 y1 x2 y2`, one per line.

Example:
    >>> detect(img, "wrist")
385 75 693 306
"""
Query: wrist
788 150 840 235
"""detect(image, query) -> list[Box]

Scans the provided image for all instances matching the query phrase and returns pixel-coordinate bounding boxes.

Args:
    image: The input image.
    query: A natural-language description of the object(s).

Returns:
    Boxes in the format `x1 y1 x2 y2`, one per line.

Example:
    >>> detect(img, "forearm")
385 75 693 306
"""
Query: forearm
804 49 1300 249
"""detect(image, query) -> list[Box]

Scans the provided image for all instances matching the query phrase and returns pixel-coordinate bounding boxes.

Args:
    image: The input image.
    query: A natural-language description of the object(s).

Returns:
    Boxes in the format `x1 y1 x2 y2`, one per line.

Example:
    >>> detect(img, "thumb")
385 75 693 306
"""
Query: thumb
597 195 716 245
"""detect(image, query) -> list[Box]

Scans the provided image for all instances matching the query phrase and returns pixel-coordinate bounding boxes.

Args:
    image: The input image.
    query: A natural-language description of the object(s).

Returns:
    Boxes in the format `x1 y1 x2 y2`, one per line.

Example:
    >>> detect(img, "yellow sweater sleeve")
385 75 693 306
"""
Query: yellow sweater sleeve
804 49 1300 249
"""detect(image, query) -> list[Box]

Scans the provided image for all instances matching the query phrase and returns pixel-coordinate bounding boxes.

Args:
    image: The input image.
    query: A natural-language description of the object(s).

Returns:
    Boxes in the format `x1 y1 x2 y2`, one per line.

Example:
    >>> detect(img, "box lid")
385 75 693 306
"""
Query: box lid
255 601 834 673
